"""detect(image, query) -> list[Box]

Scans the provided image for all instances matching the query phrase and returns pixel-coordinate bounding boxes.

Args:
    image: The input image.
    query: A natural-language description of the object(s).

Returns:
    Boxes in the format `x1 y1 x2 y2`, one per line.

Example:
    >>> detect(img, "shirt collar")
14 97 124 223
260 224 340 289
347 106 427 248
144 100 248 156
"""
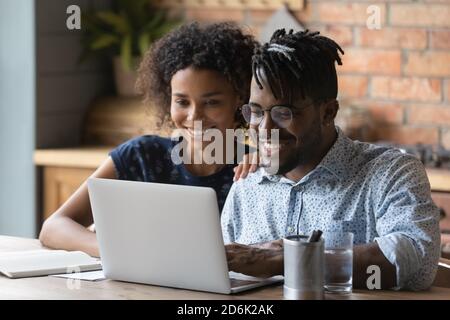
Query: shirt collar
316 126 354 180
257 126 354 184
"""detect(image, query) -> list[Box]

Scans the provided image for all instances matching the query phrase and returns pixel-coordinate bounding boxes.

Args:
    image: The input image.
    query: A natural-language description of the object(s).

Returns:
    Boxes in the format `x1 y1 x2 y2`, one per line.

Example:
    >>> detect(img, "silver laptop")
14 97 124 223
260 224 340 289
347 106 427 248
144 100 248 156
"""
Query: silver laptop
87 178 283 294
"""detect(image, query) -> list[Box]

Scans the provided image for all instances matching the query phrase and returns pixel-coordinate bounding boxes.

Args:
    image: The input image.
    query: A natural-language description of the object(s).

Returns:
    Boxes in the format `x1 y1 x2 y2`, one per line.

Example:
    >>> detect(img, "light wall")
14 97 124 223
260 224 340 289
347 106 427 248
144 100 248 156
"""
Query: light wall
0 0 36 237
36 0 112 148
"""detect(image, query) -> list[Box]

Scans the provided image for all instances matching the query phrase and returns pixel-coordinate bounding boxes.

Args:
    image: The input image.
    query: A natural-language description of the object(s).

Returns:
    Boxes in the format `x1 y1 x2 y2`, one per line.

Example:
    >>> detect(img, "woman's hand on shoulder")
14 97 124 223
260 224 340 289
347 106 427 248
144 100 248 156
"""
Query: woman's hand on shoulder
233 152 258 181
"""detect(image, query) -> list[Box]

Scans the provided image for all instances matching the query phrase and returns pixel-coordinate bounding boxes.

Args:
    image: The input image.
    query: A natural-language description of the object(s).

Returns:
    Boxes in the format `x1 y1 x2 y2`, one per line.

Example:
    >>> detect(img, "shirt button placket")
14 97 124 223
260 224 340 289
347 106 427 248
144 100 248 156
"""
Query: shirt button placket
286 185 302 235
294 185 303 235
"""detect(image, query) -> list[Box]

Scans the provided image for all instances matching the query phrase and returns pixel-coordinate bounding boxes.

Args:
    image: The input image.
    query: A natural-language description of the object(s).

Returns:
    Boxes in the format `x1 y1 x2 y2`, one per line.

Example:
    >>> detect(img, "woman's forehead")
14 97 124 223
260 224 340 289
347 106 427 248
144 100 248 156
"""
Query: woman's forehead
171 67 234 93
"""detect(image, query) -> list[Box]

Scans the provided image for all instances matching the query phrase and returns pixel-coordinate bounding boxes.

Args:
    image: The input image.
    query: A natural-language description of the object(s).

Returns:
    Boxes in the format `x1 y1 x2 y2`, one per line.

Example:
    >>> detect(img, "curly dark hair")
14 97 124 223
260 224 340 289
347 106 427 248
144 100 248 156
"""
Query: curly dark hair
252 29 344 104
136 22 259 128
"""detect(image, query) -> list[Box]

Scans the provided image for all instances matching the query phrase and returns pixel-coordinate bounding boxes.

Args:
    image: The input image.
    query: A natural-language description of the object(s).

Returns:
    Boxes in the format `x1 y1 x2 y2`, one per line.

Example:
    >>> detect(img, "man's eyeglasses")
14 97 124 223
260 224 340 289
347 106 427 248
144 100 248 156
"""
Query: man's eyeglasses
241 103 314 129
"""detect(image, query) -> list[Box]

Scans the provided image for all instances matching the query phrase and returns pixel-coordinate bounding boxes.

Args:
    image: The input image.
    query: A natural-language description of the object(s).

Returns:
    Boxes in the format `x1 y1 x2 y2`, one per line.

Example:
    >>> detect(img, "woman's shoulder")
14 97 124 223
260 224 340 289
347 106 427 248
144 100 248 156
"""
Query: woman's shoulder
110 135 174 166
110 135 176 181
125 134 173 149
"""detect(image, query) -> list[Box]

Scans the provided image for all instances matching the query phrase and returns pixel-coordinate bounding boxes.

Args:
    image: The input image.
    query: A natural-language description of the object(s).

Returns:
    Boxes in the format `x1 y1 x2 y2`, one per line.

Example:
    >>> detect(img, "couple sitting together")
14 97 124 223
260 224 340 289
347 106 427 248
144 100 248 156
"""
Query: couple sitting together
39 22 440 291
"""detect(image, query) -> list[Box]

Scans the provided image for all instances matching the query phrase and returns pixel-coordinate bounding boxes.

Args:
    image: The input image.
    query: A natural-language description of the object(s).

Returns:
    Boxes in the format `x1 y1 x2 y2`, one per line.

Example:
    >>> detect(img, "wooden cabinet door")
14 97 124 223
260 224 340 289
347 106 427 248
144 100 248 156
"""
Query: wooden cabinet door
43 167 95 220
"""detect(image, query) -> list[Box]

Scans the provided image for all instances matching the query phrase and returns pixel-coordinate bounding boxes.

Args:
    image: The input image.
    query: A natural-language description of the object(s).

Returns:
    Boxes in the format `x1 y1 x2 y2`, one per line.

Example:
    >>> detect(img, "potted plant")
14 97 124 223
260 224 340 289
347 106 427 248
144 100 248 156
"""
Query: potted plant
81 0 181 96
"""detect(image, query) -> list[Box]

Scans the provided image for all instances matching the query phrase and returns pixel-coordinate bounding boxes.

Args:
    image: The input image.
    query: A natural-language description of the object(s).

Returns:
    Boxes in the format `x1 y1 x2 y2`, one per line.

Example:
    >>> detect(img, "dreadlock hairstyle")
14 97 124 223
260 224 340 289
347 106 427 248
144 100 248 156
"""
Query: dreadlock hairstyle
252 29 344 104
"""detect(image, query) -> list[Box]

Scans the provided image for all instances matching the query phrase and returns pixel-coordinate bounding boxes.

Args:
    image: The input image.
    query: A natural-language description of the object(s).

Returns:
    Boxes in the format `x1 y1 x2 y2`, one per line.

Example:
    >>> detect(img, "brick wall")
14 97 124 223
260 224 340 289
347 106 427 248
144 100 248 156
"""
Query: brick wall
173 0 450 147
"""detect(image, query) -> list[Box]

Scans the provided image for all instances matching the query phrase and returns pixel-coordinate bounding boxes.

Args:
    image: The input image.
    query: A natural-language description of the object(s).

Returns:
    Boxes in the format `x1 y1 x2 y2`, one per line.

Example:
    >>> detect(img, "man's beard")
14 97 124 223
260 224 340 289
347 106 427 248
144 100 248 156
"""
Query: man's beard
276 118 323 175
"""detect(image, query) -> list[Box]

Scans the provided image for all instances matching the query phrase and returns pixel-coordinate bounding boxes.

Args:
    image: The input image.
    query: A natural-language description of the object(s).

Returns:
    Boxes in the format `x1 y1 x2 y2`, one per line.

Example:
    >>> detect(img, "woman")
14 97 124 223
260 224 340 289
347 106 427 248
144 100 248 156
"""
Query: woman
39 22 258 257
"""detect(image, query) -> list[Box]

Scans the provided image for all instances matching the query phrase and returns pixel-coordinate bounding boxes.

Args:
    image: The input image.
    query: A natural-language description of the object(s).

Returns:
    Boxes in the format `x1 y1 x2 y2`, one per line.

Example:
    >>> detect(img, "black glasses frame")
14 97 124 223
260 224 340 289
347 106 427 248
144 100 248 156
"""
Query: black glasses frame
241 102 315 128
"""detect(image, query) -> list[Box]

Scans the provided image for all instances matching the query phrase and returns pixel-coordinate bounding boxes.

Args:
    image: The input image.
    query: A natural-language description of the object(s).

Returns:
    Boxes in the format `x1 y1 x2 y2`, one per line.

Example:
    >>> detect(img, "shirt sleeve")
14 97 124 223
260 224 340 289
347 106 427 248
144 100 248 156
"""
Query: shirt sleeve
373 153 441 290
109 136 154 181
221 182 239 244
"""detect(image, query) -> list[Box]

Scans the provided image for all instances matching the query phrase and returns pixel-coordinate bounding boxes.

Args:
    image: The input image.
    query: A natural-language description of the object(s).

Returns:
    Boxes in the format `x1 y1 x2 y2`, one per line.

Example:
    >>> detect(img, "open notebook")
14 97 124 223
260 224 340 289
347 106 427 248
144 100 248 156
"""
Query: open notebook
0 250 102 279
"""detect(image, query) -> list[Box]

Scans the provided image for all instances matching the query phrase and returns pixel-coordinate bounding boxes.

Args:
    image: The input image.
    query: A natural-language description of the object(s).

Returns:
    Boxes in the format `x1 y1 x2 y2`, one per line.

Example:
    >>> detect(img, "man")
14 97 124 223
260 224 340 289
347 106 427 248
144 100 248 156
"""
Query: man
221 29 440 290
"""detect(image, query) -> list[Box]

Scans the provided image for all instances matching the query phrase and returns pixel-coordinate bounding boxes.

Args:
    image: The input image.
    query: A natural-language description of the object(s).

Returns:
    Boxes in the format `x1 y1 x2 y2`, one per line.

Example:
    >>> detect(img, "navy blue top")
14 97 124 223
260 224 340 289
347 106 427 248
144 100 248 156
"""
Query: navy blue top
109 135 239 212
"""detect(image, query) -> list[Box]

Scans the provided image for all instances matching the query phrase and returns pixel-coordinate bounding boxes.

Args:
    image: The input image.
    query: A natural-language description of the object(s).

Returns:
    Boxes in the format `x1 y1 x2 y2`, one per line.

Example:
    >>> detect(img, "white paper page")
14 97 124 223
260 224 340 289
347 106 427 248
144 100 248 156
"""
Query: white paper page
0 250 101 275
50 270 106 281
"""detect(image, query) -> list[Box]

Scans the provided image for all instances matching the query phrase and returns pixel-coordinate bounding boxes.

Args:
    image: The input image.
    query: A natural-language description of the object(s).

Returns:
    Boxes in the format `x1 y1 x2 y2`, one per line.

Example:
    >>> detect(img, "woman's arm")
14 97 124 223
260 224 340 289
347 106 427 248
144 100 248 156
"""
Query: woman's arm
39 157 117 257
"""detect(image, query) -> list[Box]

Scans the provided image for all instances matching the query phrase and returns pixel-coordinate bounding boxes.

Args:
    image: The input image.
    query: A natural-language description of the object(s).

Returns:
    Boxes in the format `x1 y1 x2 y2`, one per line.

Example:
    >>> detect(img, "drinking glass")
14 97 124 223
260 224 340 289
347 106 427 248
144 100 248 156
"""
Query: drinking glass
324 232 353 294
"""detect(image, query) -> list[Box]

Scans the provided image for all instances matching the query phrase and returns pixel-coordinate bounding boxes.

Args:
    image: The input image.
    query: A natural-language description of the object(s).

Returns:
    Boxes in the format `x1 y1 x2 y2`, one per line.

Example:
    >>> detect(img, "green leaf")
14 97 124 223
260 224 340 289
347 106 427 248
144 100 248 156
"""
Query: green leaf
97 11 129 35
118 0 150 26
138 32 151 56
152 20 181 40
90 34 120 50
143 10 166 32
78 1 183 67
77 48 94 65
121 35 132 71
81 12 104 34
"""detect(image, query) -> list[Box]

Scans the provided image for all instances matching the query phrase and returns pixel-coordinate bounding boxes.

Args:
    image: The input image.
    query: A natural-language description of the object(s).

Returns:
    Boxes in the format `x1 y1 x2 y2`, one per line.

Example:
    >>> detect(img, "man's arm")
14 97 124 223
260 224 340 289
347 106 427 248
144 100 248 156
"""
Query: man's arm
226 240 396 289
372 154 441 290
353 243 396 289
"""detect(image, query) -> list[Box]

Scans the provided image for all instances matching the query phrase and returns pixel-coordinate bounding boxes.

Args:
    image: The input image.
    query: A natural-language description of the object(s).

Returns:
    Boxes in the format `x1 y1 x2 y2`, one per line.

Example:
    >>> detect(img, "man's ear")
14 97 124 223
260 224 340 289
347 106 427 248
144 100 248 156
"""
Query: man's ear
322 100 339 126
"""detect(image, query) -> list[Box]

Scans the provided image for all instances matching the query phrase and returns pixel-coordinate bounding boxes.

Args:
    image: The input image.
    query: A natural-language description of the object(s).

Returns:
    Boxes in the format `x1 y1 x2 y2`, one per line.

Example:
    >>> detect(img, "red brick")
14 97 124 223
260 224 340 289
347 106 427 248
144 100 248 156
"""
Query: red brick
360 102 404 125
317 2 386 25
442 129 450 149
250 8 313 25
248 9 275 24
447 81 450 101
292 4 315 24
431 31 450 49
405 52 450 77
371 77 442 102
185 8 244 23
375 126 439 145
340 49 401 75
338 75 368 98
320 25 353 47
359 28 427 49
390 4 450 27
408 105 450 125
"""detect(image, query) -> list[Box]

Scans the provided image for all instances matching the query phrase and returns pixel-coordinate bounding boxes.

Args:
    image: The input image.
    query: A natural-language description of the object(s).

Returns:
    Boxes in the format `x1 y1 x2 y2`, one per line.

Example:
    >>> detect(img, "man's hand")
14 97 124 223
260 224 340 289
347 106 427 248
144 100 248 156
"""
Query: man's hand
225 240 283 278
249 239 283 250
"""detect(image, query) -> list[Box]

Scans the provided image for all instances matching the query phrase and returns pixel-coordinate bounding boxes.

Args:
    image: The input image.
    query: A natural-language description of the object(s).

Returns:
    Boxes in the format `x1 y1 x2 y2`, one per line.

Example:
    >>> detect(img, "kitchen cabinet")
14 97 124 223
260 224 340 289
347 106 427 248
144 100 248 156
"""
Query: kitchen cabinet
34 147 111 221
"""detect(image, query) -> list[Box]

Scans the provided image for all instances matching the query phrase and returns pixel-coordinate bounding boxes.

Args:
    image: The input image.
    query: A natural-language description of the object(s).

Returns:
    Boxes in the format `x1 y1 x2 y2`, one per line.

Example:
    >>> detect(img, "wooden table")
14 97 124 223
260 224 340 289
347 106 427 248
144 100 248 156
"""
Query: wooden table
1 236 450 300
